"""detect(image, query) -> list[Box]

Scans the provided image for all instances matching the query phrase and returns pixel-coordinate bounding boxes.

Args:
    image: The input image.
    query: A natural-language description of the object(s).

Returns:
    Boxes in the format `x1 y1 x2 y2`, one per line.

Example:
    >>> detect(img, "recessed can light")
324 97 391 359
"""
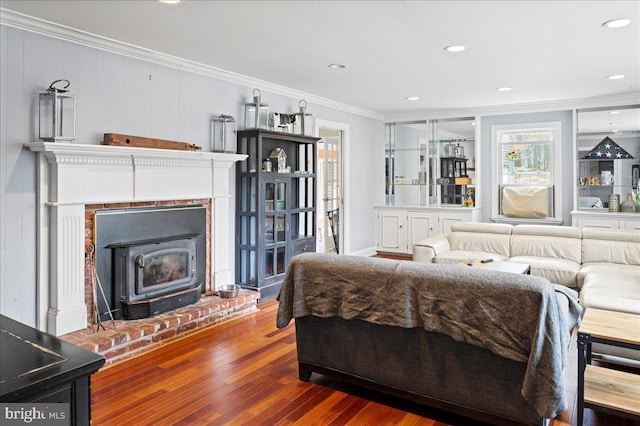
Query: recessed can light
497 87 513 92
603 18 631 28
406 96 420 101
328 63 347 70
607 74 625 80
157 0 181 3
444 45 466 53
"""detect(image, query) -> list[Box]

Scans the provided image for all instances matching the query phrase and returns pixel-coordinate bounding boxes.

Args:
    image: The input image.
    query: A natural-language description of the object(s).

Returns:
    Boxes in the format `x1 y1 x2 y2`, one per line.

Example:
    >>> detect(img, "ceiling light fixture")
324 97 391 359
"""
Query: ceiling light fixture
471 122 476 126
607 74 625 80
497 87 513 92
609 122 620 126
328 63 347 70
406 96 420 101
157 0 181 3
444 45 466 53
609 111 621 114
602 18 631 28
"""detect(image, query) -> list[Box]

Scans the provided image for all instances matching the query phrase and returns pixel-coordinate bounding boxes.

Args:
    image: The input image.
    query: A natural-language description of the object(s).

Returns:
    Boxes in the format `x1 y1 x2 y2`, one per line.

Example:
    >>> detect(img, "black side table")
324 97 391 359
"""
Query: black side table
0 315 105 425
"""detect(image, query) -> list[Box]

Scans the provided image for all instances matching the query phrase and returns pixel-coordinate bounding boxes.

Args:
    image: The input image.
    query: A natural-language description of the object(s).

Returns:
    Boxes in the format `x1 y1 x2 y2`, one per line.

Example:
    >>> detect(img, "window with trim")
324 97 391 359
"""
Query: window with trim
491 122 562 222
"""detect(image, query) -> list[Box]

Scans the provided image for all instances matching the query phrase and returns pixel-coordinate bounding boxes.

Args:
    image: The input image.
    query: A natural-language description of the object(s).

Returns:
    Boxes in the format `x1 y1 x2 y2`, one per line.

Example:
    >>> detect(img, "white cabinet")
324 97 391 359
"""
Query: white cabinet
376 206 481 254
571 210 640 229
378 210 407 253
407 211 438 253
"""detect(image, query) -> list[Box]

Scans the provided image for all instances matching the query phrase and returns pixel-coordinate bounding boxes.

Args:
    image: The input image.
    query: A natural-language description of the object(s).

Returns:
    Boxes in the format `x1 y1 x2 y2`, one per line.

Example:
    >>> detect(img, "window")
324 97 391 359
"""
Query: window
491 122 562 222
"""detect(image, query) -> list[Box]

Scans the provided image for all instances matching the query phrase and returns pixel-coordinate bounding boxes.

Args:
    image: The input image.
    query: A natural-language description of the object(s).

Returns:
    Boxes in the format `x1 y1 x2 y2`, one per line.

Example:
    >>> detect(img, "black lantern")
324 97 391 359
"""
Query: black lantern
211 114 237 153
244 88 269 129
39 79 76 141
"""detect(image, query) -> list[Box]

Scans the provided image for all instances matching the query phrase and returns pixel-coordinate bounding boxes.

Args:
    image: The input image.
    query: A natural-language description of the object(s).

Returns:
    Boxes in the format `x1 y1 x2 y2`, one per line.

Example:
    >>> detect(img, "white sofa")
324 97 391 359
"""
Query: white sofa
414 222 640 364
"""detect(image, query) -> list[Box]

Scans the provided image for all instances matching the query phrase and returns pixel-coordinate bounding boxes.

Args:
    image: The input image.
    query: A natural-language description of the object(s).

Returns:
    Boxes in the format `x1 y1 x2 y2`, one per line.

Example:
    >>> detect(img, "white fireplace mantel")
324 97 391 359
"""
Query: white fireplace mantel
26 142 247 335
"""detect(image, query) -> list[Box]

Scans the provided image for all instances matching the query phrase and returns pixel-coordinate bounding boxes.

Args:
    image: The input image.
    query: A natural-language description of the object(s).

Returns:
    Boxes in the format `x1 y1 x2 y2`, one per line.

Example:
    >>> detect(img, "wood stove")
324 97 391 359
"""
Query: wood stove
94 205 207 321
109 233 203 320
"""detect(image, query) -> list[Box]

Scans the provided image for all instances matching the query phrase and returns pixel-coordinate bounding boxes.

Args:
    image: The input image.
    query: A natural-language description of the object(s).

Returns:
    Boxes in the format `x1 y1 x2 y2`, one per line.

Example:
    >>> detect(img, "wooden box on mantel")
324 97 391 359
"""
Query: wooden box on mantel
103 133 201 151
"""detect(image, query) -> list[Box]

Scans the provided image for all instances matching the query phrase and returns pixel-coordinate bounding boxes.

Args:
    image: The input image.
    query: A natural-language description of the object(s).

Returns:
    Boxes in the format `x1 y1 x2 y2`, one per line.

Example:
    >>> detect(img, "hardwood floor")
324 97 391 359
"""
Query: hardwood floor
92 299 638 426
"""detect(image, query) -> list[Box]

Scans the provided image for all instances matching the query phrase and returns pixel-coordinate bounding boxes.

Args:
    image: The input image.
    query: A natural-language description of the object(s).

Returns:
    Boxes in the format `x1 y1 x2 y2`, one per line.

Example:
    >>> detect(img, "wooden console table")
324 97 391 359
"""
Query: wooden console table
577 308 640 425
0 315 105 425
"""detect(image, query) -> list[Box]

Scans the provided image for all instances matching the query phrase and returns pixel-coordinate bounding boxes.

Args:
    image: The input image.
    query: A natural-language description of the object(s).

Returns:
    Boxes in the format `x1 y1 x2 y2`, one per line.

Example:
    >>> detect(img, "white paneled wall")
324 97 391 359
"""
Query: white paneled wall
0 24 384 328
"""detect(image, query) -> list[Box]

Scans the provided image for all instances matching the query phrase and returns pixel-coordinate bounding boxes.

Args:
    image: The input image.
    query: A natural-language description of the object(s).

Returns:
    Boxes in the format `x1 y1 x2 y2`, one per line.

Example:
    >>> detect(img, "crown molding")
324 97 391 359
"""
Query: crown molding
0 8 384 121
384 92 640 123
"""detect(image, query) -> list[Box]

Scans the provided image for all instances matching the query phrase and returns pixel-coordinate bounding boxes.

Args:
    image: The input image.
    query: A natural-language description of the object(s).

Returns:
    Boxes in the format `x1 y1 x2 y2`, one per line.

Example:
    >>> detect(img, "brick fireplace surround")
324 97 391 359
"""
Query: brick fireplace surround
27 142 250 361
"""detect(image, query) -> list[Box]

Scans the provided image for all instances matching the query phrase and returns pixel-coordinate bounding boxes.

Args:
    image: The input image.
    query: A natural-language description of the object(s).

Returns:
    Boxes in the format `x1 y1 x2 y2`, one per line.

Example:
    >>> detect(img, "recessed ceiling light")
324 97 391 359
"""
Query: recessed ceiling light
607 74 625 80
602 18 631 28
609 111 621 114
497 87 513 92
328 63 347 70
609 122 620 126
157 0 181 3
444 45 466 53
406 96 420 101
471 121 476 126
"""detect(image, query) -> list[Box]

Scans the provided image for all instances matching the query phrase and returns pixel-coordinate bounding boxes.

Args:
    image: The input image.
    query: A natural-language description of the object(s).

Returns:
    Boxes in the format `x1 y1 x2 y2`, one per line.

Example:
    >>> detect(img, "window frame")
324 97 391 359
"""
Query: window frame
491 121 563 221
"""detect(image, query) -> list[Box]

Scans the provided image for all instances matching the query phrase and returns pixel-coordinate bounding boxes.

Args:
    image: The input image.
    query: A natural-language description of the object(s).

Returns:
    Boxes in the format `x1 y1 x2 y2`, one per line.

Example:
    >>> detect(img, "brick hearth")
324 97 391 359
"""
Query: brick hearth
60 290 259 364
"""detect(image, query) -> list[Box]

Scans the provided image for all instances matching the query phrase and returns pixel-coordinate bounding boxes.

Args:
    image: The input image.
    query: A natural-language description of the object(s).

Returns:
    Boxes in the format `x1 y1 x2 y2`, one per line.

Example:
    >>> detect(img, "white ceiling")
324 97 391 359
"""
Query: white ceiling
1 0 639 116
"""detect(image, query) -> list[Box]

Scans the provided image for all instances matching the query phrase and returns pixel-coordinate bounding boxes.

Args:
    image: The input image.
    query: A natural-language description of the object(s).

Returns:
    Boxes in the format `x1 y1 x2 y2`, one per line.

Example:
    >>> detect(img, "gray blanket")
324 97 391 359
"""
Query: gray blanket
276 253 583 419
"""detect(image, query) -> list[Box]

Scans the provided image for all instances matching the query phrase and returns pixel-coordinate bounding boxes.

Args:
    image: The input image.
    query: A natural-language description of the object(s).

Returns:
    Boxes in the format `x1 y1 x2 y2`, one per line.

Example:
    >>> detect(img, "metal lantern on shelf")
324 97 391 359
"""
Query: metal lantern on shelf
293 99 314 136
39 79 76 141
244 88 269 129
211 114 237 153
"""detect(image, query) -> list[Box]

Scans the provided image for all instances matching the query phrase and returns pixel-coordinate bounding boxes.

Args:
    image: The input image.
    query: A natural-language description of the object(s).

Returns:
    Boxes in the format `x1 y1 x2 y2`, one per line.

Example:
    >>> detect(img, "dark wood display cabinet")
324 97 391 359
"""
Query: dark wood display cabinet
236 129 319 300
440 157 469 205
0 315 105 425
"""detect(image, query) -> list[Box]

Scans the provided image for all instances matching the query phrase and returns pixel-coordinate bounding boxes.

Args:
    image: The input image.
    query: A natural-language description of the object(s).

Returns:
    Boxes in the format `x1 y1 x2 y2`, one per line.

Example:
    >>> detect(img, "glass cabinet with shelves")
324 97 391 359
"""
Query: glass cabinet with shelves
385 117 477 207
575 105 640 212
236 129 318 300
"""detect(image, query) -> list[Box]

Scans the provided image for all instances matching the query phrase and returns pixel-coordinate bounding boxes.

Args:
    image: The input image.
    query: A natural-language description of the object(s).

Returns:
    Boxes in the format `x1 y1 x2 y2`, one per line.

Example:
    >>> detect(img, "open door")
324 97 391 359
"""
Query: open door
317 127 343 254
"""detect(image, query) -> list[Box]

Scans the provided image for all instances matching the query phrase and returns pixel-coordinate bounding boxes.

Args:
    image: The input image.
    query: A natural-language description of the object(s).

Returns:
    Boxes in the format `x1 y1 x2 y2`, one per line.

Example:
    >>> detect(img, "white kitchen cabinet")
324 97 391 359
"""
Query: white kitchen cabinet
376 206 482 254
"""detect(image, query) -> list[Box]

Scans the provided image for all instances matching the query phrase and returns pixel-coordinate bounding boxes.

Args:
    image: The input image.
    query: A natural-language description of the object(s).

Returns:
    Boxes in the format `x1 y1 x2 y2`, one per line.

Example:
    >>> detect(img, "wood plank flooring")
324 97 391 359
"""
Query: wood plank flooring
92 299 639 426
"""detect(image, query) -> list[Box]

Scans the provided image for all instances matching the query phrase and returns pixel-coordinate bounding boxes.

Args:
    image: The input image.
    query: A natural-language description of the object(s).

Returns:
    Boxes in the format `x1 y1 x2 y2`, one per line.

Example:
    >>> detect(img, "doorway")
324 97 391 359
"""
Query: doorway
316 122 345 254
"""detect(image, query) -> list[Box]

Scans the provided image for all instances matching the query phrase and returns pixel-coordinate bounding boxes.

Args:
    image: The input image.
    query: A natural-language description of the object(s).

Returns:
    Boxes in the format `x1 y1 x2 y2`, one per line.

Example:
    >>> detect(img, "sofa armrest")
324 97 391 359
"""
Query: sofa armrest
413 235 450 263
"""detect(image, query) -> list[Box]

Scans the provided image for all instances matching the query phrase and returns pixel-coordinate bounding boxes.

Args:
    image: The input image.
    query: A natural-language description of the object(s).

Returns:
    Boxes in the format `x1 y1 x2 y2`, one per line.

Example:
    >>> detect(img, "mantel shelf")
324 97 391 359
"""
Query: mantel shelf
25 142 247 164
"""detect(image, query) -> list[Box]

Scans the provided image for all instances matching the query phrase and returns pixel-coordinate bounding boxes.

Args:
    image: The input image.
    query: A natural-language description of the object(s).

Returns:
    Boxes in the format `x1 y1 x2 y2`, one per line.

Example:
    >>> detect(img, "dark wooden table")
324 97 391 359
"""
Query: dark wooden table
0 315 105 425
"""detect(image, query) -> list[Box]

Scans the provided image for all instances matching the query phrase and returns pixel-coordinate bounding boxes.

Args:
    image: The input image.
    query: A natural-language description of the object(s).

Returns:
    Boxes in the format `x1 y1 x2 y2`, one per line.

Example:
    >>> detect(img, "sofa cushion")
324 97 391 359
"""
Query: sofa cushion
511 225 582 264
581 227 640 265
448 224 512 258
450 222 514 235
580 273 640 315
577 262 640 289
508 256 580 288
